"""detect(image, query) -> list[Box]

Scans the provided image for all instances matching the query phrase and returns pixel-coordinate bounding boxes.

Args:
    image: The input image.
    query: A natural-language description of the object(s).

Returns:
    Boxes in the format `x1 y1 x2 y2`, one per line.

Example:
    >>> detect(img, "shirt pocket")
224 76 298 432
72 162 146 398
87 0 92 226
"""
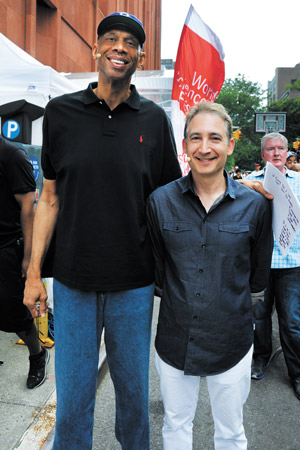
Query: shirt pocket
163 222 193 254
218 223 249 233
217 222 250 253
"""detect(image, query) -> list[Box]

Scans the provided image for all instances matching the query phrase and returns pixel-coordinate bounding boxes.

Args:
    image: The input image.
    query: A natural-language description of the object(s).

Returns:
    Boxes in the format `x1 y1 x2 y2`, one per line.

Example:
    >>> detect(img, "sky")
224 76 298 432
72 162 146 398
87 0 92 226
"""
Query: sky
161 0 300 91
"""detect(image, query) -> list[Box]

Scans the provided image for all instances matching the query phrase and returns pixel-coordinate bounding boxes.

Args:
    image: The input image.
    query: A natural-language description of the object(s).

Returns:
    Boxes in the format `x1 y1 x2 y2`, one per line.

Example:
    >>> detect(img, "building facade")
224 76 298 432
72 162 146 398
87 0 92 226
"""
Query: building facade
268 63 300 104
0 0 161 72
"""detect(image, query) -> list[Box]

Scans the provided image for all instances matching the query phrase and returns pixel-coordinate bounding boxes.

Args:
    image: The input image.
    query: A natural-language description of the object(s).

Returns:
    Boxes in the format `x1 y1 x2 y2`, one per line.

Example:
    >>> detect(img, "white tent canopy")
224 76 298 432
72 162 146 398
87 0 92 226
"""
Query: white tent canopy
0 33 78 101
0 33 78 144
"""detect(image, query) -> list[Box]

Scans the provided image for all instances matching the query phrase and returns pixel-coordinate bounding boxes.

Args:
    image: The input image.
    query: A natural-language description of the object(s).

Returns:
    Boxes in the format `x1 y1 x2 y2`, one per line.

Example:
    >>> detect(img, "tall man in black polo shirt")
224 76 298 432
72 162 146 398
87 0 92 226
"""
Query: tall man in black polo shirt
146 103 273 450
24 12 181 450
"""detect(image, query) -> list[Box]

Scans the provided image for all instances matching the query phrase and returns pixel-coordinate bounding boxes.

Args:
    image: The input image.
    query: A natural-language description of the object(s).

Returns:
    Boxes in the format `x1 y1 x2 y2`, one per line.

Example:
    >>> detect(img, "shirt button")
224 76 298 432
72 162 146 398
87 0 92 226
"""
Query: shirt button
193 315 198 320
108 115 112 119
199 269 203 273
196 293 201 297
99 101 102 104
201 244 206 248
189 337 195 342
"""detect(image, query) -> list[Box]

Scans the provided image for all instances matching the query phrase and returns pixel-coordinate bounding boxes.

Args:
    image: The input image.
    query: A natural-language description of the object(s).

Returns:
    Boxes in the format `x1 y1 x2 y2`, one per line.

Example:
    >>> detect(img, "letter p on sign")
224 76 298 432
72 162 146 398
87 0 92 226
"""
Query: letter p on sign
3 120 20 139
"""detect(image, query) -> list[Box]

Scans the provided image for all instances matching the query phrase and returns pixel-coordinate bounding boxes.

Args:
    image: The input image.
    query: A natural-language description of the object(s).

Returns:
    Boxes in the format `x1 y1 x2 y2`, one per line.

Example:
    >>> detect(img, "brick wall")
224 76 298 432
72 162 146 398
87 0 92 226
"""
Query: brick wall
0 0 161 72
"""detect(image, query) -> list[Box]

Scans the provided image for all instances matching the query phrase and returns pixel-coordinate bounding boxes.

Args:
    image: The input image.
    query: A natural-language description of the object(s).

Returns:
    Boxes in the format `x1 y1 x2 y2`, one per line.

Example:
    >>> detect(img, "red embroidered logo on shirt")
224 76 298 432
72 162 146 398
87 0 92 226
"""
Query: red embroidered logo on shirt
139 135 143 143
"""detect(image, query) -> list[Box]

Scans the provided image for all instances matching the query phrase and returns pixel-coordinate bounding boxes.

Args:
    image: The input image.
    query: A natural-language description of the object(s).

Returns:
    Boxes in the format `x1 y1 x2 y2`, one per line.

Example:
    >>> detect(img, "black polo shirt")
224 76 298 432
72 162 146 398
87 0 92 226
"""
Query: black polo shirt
0 136 36 249
42 83 182 291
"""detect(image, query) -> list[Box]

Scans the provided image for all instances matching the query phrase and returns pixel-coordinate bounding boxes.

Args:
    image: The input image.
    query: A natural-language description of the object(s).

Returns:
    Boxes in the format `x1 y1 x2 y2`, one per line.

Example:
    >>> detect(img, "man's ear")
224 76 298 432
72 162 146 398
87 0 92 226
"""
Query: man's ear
92 43 98 60
227 138 235 156
137 51 146 69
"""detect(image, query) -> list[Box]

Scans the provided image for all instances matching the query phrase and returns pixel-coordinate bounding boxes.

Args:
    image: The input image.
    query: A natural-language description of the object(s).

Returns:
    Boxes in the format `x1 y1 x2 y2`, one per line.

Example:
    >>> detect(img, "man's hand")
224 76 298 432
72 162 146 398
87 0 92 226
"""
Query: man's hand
238 179 274 200
24 276 48 318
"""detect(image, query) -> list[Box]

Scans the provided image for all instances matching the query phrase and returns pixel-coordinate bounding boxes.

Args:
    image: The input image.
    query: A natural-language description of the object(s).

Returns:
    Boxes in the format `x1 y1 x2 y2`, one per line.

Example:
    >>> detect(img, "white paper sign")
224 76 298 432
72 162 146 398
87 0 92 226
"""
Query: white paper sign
263 162 300 257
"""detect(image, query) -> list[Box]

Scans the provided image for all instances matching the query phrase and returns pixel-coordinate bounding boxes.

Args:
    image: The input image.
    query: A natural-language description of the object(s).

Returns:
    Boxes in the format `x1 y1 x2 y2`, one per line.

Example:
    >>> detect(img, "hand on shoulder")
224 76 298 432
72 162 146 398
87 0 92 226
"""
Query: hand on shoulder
237 179 274 200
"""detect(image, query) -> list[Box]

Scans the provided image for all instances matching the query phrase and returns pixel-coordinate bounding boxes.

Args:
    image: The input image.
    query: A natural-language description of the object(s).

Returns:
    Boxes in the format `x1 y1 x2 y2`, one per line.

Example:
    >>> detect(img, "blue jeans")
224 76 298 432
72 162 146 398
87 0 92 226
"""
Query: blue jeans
253 267 300 379
52 279 154 450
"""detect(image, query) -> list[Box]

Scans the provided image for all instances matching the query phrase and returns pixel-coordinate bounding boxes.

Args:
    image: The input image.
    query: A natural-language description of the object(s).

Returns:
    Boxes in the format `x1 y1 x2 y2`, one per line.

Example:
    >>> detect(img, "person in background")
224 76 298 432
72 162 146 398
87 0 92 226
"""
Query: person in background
286 151 298 169
0 135 49 389
233 168 243 180
246 132 300 401
255 162 261 171
286 150 300 172
146 102 273 449
24 11 181 450
247 162 261 177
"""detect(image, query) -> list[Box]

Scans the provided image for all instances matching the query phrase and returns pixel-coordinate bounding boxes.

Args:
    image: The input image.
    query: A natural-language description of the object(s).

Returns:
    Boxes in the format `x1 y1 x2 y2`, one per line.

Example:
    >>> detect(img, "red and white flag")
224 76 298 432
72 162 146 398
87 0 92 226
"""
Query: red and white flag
171 5 225 175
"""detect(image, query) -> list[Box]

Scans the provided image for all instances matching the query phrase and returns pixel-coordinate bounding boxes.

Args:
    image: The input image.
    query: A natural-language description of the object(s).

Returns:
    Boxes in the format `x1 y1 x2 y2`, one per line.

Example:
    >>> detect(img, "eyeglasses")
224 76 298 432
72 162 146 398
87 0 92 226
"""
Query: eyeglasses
264 146 287 153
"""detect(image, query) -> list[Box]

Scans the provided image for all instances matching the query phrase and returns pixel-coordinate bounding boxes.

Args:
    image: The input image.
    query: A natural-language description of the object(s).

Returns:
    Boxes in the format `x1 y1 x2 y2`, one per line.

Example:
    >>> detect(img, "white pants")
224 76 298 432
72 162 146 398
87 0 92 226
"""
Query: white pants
155 346 253 450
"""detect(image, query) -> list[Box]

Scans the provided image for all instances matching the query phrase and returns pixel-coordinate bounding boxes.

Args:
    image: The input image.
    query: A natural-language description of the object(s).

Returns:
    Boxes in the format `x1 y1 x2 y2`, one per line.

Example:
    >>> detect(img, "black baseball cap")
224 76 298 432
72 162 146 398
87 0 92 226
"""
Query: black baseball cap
97 12 146 47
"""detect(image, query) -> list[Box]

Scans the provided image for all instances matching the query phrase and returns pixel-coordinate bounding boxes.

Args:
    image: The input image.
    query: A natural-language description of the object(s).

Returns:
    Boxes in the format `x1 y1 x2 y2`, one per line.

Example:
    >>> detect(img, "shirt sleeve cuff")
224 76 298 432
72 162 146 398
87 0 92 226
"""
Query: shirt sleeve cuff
251 290 265 306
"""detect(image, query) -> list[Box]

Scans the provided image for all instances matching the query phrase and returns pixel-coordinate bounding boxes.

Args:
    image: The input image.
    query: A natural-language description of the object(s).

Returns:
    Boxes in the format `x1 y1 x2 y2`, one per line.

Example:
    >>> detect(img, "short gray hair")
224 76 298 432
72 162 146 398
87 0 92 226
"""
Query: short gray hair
261 132 288 153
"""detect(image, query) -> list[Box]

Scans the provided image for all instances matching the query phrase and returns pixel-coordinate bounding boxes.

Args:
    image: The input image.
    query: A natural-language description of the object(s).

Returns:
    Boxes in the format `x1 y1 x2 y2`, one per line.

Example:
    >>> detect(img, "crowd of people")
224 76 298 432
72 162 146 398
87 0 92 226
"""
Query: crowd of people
228 165 258 179
229 150 300 180
1 10 300 450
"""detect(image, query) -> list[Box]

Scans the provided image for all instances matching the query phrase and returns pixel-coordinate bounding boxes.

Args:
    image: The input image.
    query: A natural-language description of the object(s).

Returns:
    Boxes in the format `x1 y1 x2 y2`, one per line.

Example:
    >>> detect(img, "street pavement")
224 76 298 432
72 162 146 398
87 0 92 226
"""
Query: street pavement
93 298 300 450
0 331 56 449
0 297 299 449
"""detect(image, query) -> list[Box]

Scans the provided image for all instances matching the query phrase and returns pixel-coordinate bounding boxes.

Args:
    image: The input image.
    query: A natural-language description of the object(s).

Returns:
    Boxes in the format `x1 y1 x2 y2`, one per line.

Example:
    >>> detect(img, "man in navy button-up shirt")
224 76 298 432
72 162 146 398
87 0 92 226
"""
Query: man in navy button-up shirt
146 102 273 450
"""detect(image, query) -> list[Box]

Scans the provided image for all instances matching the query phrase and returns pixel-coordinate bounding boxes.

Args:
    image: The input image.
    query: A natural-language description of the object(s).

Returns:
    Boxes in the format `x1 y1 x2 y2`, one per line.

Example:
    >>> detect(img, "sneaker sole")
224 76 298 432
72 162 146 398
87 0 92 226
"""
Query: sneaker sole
251 373 265 380
251 348 283 381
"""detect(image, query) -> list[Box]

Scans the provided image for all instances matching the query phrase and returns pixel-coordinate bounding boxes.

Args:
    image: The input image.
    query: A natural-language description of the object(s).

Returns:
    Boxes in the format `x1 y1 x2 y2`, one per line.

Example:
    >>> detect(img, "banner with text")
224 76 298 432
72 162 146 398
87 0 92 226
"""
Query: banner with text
171 4 225 175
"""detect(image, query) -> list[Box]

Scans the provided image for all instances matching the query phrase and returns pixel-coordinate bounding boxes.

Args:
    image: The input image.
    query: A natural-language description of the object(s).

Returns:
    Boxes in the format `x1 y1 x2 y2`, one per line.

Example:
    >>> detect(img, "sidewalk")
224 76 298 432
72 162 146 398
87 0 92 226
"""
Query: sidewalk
0 331 56 449
1 301 299 450
92 300 300 450
0 330 106 450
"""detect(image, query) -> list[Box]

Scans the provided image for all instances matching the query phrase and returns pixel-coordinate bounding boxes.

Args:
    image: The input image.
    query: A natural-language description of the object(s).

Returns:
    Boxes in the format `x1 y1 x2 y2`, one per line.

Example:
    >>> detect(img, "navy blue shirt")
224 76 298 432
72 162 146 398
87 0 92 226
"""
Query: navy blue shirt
146 172 273 376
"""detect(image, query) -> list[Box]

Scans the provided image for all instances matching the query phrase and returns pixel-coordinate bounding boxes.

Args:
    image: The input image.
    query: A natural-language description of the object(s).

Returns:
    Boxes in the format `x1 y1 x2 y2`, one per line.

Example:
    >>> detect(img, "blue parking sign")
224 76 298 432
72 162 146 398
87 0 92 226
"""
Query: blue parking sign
2 120 20 140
